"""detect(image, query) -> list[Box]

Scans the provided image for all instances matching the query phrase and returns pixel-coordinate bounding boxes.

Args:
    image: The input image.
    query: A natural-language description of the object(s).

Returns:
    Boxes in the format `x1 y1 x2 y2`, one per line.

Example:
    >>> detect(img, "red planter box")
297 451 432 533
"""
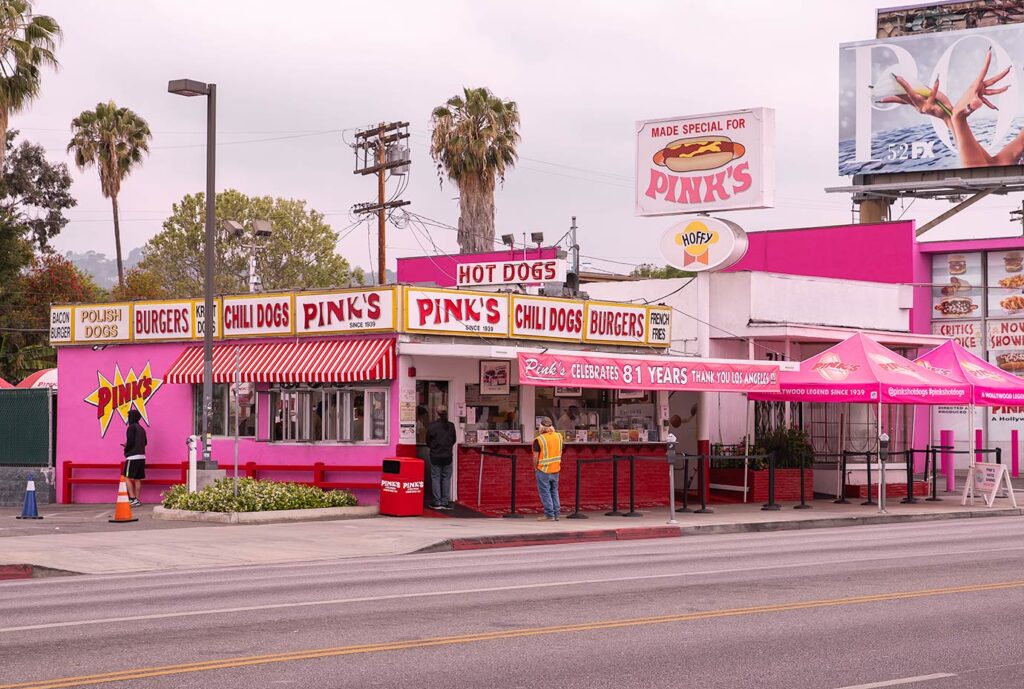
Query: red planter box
709 467 813 503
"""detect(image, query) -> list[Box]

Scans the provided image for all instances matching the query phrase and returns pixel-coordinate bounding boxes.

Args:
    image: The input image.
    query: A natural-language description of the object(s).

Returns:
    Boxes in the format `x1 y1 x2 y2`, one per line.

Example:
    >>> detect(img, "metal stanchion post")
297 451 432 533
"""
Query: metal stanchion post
862 454 876 506
926 446 941 501
762 452 781 511
834 452 850 504
503 454 523 519
676 454 692 513
624 455 641 517
568 459 586 519
605 458 621 516
794 451 811 509
902 449 918 504
695 452 713 514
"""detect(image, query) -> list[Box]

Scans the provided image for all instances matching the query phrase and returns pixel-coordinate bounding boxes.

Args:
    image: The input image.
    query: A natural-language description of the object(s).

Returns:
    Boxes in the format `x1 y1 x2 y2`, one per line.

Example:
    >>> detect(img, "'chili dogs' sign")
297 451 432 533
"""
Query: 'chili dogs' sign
636 108 775 216
222 293 294 337
518 352 781 393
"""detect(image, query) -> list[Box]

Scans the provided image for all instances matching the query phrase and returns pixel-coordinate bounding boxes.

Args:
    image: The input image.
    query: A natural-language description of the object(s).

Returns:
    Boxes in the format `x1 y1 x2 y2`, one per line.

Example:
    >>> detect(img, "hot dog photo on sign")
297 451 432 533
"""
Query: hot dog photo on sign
635 108 774 216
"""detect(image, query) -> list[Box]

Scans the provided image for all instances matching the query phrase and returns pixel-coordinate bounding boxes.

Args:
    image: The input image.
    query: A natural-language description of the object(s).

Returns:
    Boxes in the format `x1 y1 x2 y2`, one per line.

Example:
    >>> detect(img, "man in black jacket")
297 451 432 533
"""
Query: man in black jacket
426 406 456 510
122 409 148 507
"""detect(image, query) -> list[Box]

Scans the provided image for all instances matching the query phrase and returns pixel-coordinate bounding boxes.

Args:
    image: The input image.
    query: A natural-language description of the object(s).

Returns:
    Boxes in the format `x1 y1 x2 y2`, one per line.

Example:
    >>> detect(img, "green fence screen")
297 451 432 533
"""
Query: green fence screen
0 389 54 466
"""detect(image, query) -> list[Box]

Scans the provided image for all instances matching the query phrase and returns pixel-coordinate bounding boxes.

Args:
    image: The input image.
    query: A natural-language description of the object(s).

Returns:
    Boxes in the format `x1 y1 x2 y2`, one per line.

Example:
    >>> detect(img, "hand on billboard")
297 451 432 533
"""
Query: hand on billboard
952 48 1010 120
880 75 953 122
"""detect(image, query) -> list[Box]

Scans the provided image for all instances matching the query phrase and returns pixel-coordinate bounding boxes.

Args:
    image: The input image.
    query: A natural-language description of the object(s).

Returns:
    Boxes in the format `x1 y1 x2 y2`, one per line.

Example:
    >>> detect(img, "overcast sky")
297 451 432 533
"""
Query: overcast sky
21 0 1024 277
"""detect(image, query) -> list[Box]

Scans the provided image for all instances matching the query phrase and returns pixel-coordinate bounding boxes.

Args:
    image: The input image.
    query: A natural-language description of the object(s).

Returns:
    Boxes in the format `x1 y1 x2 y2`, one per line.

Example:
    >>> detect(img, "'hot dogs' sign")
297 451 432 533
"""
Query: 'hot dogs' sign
636 107 775 216
457 258 567 287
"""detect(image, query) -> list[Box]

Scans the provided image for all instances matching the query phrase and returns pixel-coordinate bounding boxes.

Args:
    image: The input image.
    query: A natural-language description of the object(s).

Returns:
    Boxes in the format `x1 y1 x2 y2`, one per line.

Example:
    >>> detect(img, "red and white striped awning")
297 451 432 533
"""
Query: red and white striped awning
164 338 396 384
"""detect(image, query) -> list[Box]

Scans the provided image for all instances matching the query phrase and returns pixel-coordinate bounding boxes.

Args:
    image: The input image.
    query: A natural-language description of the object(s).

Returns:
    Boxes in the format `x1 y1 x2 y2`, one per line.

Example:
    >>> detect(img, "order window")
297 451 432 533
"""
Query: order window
269 385 388 444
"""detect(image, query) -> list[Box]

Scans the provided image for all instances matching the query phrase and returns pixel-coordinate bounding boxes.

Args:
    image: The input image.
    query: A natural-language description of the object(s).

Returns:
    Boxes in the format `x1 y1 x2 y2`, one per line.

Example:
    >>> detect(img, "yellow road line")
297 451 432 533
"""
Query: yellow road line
5 578 1024 689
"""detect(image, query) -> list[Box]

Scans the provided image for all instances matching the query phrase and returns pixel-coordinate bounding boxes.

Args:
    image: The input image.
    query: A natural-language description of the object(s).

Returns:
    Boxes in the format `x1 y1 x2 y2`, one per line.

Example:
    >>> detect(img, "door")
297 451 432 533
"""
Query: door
416 381 450 504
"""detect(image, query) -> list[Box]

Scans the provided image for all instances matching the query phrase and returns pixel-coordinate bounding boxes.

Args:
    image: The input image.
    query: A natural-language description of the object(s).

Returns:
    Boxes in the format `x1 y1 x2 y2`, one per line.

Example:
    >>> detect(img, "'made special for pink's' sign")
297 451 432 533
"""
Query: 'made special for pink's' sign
222 293 293 337
456 258 567 288
518 352 780 393
295 287 396 335
405 287 510 337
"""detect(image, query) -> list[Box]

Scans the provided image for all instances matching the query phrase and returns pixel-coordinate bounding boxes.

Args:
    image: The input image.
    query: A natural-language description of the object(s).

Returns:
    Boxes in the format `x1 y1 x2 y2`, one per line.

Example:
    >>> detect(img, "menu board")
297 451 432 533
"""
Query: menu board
987 251 1024 318
932 252 982 319
987 319 1024 377
931 320 983 358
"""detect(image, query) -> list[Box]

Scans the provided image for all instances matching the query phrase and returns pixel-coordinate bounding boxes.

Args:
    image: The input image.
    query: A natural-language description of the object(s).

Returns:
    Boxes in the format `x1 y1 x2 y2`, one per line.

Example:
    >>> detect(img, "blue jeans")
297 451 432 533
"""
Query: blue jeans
430 462 452 505
535 469 560 517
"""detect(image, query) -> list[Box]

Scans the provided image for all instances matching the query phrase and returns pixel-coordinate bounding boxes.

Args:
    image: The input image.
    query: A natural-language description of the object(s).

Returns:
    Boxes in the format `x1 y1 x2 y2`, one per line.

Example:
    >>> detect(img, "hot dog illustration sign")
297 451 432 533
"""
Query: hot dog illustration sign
635 108 775 216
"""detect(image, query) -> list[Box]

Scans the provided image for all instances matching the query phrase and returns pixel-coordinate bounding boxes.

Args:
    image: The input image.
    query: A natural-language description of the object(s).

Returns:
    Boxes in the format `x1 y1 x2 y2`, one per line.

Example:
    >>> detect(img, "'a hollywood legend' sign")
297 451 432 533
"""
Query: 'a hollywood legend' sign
518 352 780 393
405 288 510 336
295 288 396 335
457 258 567 287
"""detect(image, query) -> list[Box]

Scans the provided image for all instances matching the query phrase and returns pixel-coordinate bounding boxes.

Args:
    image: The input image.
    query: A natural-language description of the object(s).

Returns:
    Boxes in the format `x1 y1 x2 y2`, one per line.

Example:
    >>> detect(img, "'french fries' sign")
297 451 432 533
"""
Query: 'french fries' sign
635 108 775 216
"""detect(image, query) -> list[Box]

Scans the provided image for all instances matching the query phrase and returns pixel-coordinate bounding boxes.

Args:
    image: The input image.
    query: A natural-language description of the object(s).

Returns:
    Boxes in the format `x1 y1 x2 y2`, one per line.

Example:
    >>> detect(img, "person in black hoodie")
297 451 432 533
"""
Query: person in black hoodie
426 406 456 510
122 409 148 507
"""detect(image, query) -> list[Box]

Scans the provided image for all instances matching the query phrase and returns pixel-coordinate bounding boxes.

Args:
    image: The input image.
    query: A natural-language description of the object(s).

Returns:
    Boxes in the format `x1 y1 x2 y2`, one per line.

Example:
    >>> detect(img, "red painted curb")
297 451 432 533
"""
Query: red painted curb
448 526 682 551
0 564 33 581
615 526 683 540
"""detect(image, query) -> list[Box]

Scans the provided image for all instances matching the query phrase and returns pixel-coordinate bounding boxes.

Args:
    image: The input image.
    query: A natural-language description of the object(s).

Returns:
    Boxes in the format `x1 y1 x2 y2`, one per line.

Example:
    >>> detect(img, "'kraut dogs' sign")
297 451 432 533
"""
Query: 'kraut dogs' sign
636 107 775 215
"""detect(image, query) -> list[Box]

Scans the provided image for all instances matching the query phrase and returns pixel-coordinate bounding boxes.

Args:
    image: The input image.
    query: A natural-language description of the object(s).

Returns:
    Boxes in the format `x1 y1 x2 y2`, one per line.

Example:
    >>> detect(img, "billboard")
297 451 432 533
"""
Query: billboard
839 23 1024 176
877 2 1024 39
635 108 774 215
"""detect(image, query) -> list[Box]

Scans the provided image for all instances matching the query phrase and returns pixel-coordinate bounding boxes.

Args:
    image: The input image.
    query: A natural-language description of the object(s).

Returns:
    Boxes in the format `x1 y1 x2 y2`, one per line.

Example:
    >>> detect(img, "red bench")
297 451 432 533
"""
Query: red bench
61 460 382 503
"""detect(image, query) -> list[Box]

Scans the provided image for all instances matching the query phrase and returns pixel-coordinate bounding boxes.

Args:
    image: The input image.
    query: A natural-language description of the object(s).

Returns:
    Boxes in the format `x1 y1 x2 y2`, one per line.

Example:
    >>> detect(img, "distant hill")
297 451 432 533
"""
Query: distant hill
65 247 144 290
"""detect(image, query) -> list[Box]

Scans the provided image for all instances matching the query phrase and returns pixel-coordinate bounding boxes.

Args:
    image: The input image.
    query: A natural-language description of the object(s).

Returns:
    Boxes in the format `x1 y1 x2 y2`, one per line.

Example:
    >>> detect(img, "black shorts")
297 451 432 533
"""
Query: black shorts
123 457 146 480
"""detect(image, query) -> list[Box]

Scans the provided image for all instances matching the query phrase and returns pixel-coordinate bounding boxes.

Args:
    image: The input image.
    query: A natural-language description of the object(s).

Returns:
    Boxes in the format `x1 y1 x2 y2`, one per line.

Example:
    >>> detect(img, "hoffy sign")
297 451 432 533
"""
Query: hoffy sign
660 217 748 272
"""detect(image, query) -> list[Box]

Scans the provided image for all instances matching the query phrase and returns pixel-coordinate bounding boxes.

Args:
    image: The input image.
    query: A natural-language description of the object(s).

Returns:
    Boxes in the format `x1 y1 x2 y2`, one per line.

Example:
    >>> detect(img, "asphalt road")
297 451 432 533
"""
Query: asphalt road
3 518 1024 689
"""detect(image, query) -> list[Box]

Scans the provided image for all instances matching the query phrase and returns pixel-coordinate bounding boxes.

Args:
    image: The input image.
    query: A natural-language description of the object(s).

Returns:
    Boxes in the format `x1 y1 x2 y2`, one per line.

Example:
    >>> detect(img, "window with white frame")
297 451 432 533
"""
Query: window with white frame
269 384 388 443
193 383 257 437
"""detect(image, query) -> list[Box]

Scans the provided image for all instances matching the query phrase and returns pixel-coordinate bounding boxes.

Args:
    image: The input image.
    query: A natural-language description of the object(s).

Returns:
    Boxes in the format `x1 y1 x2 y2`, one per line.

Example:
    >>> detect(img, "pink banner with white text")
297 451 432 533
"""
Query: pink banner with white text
517 353 780 393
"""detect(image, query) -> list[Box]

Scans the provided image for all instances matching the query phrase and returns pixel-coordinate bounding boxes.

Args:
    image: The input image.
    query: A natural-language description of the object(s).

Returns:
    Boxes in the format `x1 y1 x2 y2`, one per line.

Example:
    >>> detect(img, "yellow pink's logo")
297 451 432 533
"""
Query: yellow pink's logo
674 220 719 266
84 362 163 437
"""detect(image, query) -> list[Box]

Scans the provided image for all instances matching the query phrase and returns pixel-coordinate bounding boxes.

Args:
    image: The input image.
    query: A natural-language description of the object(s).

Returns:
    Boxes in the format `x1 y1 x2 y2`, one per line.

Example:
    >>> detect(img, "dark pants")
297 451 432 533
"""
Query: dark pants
430 461 452 505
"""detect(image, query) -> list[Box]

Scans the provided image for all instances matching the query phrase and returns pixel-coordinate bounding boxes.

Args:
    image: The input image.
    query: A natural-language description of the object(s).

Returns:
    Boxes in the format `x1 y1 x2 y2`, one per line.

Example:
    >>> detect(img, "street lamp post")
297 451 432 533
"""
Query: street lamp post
169 78 217 470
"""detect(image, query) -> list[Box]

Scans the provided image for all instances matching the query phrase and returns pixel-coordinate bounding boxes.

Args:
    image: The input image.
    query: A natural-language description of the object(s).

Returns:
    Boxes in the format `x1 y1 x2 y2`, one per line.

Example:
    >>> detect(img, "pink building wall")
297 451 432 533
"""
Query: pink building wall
56 338 399 504
397 246 557 287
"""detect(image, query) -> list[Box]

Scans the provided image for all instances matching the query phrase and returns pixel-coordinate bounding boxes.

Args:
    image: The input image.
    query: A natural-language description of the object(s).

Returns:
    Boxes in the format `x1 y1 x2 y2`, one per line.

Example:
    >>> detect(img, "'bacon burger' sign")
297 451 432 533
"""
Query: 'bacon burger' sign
635 107 774 216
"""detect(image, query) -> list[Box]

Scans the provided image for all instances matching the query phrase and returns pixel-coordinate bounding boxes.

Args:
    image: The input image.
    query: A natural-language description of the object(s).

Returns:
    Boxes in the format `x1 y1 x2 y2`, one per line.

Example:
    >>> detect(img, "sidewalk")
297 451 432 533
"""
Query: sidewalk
2 495 1022 576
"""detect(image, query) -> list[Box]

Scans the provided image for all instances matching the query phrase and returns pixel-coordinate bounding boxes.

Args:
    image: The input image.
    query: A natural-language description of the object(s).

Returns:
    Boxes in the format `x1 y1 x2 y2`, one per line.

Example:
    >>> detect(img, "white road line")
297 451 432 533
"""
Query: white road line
2 545 1024 633
835 673 956 688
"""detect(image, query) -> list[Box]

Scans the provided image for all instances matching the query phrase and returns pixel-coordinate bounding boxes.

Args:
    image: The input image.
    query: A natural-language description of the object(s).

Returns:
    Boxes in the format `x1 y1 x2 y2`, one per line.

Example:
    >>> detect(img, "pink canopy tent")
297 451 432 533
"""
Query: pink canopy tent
915 340 1024 405
0 377 12 389
750 333 970 405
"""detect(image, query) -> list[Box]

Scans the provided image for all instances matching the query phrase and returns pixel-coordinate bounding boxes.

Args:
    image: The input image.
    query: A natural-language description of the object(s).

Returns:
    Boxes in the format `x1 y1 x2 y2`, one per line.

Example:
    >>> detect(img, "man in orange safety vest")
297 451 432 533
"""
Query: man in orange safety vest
533 417 563 521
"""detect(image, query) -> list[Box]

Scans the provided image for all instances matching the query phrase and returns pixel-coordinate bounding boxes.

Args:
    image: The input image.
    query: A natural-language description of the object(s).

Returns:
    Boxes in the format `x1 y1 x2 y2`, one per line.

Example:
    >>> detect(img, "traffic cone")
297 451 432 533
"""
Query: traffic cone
15 475 42 520
109 476 138 523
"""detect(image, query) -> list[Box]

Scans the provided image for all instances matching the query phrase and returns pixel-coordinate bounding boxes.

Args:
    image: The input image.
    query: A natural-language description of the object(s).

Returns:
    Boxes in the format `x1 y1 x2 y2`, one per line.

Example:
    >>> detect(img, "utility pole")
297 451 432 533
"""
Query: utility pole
1011 200 1024 233
353 121 411 285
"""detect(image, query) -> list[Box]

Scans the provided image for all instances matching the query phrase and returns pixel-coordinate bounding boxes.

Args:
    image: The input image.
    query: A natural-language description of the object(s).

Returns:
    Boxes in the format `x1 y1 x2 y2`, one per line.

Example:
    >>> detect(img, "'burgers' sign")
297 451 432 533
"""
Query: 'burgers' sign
635 107 775 216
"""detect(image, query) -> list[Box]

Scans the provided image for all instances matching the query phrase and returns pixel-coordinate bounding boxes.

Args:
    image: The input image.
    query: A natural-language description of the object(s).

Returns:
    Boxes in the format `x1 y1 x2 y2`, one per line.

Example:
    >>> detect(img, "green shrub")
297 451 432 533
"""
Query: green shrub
162 477 357 512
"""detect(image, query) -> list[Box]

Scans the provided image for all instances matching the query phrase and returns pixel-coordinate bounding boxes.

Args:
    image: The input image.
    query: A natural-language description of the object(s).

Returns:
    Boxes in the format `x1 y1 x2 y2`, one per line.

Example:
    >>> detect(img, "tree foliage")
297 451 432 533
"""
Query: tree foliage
0 0 61 170
430 87 520 253
68 101 151 287
629 263 694 279
137 189 363 298
0 254 103 382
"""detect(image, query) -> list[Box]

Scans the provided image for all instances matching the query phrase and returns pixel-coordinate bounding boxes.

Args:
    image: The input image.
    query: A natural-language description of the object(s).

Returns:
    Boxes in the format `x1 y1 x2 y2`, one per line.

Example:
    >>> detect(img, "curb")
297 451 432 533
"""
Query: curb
0 564 79 581
413 508 1024 553
152 505 379 524
417 525 684 553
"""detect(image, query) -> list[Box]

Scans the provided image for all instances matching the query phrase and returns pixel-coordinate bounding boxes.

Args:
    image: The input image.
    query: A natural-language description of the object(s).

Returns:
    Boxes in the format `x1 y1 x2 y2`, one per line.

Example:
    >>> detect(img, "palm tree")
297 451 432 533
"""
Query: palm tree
68 102 151 288
430 87 520 253
0 0 61 170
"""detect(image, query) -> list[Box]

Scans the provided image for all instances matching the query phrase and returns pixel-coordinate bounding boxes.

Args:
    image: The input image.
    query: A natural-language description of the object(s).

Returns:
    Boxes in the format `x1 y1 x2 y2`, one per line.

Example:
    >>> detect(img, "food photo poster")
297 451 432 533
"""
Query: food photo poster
932 252 982 319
